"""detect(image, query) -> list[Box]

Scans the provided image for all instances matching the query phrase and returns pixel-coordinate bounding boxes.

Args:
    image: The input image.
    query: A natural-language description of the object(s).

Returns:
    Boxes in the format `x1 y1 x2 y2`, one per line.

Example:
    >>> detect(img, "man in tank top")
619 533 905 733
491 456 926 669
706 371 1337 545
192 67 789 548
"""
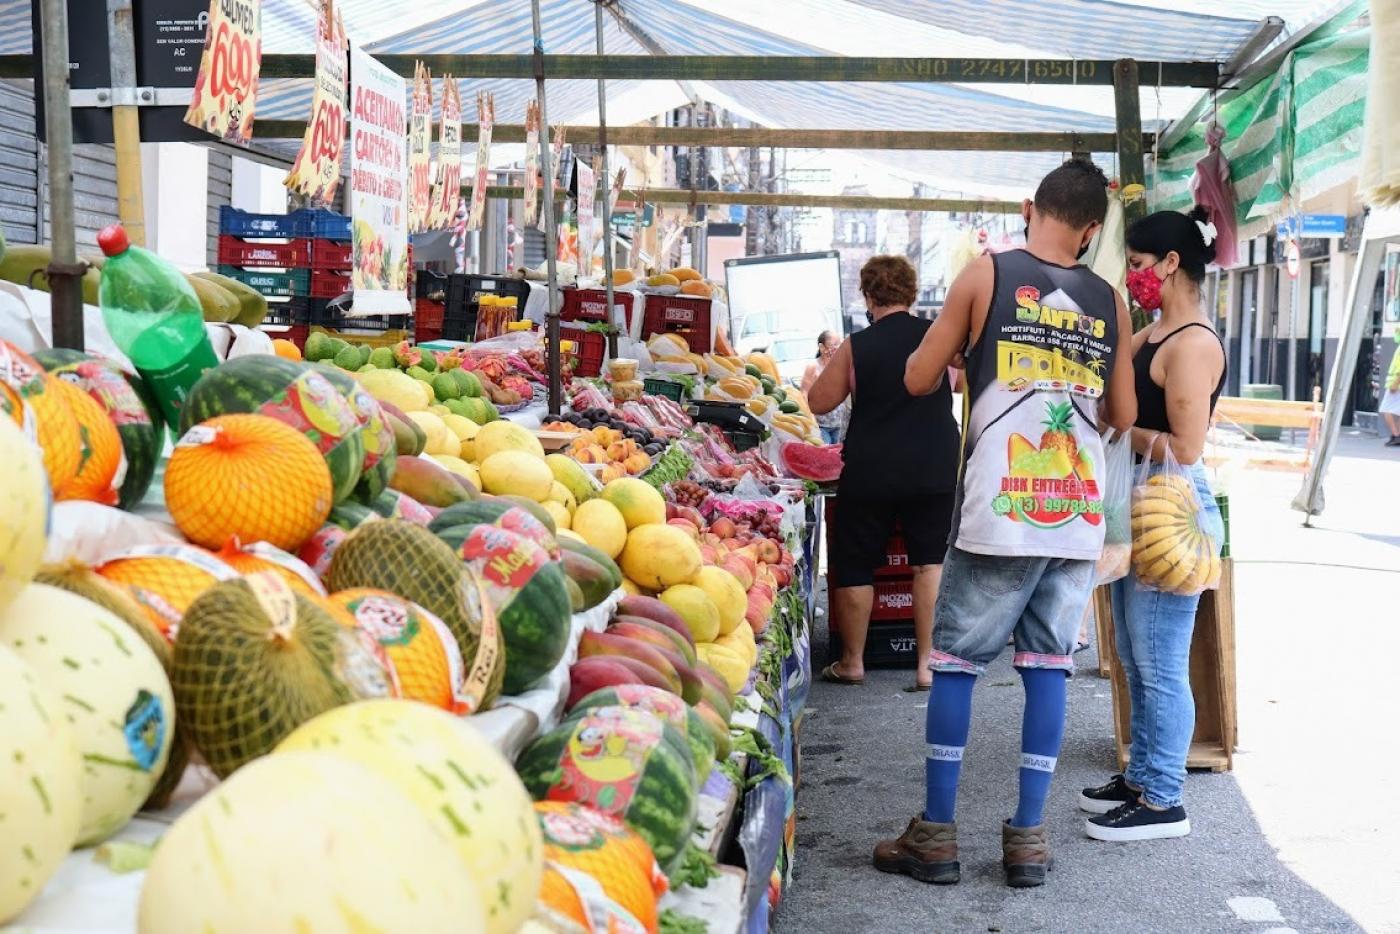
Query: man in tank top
872 160 1136 888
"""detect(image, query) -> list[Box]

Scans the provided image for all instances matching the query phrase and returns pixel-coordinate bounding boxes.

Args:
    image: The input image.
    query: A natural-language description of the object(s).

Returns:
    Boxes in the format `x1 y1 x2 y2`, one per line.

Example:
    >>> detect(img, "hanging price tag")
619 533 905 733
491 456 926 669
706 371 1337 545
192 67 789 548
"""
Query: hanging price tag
285 0 346 204
183 0 262 142
427 77 462 230
523 99 542 228
407 62 434 234
466 93 495 231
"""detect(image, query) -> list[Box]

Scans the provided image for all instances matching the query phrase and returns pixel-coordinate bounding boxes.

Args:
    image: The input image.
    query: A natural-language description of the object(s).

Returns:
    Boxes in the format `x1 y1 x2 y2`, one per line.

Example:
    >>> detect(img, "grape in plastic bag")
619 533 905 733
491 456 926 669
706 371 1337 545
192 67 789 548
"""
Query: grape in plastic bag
1128 435 1221 596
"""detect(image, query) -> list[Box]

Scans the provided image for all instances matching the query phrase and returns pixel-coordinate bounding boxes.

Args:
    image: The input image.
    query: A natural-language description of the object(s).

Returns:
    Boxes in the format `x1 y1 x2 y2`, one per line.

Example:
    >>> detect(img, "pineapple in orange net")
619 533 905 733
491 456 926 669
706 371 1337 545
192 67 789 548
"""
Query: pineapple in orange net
324 588 472 713
165 414 333 553
534 801 668 933
50 376 124 505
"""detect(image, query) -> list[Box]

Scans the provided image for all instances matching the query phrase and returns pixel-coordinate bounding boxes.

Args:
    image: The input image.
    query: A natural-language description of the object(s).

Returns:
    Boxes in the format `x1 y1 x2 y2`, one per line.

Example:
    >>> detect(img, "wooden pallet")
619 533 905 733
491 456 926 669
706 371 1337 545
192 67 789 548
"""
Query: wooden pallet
1099 558 1237 773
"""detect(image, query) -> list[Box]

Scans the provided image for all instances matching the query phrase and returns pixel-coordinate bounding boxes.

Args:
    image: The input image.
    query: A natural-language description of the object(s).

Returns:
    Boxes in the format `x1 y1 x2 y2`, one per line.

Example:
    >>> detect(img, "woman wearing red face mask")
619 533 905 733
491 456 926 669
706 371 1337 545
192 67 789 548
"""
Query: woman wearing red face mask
1079 206 1227 843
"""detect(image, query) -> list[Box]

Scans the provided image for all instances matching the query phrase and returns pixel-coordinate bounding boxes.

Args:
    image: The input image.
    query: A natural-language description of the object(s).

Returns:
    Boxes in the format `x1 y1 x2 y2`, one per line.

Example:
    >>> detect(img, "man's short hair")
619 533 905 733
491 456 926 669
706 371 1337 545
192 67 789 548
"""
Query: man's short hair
1034 159 1109 229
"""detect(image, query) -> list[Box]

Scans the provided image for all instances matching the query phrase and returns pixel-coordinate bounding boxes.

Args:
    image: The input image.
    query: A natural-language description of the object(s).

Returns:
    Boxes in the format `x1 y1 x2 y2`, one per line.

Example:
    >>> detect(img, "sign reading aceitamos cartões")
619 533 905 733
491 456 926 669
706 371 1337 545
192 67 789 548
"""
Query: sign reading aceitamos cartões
184 0 262 142
284 0 346 205
348 45 410 315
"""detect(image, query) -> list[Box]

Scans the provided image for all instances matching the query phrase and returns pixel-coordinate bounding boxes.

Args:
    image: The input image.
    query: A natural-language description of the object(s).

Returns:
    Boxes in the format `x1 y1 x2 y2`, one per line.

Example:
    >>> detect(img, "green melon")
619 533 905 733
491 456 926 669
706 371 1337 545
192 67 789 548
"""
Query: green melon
515 706 698 874
181 355 366 503
33 347 162 510
451 524 572 695
172 575 392 779
325 520 506 711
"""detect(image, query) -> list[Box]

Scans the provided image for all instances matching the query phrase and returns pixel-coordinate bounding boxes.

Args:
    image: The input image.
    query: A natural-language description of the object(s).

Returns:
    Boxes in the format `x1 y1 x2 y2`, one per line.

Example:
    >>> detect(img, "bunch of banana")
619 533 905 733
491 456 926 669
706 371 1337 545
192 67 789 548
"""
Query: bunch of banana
1130 474 1221 594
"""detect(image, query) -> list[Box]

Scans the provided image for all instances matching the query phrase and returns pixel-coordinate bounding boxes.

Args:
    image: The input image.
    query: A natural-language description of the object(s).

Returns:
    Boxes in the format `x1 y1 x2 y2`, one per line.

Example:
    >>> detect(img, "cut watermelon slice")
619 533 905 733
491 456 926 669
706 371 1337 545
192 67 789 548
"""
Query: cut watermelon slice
781 442 843 482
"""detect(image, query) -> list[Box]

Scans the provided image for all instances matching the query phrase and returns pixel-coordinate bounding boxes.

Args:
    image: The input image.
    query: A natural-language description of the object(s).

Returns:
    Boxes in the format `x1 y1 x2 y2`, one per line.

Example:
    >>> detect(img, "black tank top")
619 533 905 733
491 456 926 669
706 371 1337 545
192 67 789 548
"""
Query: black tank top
837 311 960 497
1132 322 1227 433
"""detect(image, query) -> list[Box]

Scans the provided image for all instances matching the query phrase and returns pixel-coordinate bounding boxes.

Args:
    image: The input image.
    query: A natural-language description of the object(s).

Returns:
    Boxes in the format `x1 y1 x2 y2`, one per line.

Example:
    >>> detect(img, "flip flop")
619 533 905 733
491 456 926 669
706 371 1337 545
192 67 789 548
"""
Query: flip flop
820 662 864 686
903 682 931 693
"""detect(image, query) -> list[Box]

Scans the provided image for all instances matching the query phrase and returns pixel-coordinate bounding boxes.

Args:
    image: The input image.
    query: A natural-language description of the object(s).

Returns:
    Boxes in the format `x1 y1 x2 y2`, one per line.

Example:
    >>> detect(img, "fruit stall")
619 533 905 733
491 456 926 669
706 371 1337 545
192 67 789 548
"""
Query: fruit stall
0 230 835 932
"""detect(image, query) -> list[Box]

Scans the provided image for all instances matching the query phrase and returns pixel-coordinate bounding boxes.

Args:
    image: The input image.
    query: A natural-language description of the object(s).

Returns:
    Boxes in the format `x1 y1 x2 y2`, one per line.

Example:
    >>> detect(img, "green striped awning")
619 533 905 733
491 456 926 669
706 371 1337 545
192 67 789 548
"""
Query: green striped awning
1151 3 1369 225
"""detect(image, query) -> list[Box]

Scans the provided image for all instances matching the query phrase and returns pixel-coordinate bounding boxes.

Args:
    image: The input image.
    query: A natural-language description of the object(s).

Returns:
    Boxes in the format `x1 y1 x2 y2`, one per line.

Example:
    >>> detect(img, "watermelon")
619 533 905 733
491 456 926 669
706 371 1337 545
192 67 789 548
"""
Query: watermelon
33 347 162 510
328 500 378 530
368 489 435 526
454 524 571 695
312 363 397 502
780 440 843 483
515 706 698 874
431 499 557 555
181 356 366 503
565 685 716 780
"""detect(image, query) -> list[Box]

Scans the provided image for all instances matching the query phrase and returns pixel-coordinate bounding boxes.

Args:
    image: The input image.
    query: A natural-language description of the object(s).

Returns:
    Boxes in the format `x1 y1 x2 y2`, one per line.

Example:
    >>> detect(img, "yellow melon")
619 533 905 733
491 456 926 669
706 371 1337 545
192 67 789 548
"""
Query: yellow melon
621 524 702 590
474 420 545 462
601 477 666 529
0 417 48 615
572 499 628 558
480 450 553 501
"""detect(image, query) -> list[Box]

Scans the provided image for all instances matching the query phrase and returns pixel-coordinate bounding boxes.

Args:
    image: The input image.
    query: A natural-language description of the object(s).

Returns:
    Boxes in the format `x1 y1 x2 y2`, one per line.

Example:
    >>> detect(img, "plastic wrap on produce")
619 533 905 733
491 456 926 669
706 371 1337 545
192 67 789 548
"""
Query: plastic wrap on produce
476 588 622 759
43 501 184 566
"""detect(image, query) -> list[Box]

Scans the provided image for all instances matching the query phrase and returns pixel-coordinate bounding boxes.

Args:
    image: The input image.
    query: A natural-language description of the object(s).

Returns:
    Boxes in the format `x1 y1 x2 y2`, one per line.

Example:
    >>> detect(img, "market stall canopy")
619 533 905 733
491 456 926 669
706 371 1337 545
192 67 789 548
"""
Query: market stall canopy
0 0 1345 195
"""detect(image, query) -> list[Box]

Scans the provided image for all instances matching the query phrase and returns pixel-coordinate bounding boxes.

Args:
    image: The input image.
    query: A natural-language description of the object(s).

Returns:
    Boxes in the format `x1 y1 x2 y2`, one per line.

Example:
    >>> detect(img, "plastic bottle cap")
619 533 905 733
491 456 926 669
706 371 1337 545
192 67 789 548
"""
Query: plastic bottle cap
97 224 130 257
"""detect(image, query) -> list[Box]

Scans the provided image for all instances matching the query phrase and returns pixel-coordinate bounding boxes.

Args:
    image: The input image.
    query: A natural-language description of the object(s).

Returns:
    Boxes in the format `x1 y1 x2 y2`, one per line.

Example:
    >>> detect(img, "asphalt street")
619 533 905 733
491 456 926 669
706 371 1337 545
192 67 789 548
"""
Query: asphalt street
774 432 1397 934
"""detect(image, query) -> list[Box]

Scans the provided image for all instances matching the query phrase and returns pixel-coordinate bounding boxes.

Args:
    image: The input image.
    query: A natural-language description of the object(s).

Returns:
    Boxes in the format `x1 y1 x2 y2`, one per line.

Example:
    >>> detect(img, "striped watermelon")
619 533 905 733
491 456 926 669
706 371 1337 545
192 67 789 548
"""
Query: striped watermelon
565 684 716 782
515 706 698 874
311 363 397 502
452 524 571 695
33 348 162 510
430 499 556 555
180 355 365 503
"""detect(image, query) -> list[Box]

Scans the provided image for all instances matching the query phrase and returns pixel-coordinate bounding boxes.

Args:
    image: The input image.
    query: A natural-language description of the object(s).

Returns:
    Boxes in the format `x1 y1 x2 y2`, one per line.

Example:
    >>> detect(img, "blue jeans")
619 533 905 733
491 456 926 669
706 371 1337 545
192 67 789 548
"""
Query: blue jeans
1111 462 1224 808
820 425 842 445
929 546 1097 676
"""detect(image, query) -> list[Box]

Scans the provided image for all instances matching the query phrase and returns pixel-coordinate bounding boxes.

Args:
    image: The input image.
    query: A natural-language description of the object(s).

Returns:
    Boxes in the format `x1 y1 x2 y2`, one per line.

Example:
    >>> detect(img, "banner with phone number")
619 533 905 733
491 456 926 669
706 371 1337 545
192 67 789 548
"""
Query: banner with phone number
284 0 345 204
183 0 262 142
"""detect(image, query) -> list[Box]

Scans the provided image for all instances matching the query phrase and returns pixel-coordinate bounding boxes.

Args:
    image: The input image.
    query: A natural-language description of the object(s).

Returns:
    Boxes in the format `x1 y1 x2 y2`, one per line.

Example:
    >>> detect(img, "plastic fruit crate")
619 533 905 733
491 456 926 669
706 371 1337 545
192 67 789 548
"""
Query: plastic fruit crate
415 298 445 344
561 287 637 328
869 578 916 621
642 294 711 353
216 235 311 269
308 325 410 350
310 238 353 272
567 328 607 378
308 269 353 299
216 265 309 299
219 206 351 240
829 620 919 668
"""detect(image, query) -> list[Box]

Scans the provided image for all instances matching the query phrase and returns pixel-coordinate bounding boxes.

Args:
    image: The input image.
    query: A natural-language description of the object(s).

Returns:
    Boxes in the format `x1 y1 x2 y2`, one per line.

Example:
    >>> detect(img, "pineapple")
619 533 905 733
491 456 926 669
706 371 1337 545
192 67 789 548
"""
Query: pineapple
1040 401 1078 462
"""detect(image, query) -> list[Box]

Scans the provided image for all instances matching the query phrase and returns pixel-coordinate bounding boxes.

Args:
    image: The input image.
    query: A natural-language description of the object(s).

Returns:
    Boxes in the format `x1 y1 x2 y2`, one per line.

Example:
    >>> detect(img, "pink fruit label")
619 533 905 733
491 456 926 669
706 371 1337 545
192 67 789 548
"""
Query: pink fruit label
548 709 663 816
258 370 357 457
459 525 549 608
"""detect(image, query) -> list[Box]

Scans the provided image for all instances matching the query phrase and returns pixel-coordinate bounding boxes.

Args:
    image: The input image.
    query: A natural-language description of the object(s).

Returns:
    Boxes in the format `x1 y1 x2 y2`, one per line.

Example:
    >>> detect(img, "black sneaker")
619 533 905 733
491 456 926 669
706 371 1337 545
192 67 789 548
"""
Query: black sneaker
1079 774 1138 814
1085 800 1190 841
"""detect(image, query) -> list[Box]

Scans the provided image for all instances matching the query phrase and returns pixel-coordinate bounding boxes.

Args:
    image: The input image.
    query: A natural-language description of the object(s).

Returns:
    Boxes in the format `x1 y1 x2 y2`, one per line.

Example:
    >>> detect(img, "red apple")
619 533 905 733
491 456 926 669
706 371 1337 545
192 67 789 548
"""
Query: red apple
721 554 756 590
710 516 737 540
699 544 720 565
667 518 700 540
666 501 682 521
755 538 782 565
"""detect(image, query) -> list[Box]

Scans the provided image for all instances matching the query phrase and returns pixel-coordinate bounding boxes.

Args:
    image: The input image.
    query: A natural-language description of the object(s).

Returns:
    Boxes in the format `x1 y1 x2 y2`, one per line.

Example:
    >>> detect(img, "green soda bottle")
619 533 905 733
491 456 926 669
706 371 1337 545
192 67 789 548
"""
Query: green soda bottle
97 224 218 431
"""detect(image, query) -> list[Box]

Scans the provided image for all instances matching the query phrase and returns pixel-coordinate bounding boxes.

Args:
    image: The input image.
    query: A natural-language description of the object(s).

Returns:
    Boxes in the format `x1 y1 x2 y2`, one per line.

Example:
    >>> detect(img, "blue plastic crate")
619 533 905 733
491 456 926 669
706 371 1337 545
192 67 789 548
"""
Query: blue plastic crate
218 205 352 241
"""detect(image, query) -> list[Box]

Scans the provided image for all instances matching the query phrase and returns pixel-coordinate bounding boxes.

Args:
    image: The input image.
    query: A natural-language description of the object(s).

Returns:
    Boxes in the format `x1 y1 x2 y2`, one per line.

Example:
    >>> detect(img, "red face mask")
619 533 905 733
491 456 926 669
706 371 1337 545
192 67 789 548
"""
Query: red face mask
1126 265 1165 311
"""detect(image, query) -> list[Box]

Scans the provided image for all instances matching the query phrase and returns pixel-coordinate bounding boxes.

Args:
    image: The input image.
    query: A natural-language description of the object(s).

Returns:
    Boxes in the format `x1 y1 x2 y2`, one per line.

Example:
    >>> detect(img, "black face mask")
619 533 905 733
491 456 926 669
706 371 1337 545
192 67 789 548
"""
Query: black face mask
1023 225 1092 260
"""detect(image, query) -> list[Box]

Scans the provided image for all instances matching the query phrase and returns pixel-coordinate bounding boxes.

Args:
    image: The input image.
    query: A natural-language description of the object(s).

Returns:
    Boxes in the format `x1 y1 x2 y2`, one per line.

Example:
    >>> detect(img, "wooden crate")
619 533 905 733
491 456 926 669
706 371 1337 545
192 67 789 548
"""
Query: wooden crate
1100 557 1237 773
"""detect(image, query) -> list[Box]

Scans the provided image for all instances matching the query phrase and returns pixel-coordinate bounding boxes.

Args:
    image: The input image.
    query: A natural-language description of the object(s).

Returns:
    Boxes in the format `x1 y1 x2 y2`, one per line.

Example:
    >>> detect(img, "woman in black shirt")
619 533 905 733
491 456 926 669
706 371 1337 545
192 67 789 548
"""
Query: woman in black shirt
810 256 961 689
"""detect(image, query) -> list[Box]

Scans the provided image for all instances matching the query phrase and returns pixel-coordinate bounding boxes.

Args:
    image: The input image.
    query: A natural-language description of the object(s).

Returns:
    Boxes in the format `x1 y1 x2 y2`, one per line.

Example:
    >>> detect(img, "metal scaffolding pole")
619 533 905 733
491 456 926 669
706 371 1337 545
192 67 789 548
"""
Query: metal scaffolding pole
532 0 563 415
595 1 619 358
38 0 83 349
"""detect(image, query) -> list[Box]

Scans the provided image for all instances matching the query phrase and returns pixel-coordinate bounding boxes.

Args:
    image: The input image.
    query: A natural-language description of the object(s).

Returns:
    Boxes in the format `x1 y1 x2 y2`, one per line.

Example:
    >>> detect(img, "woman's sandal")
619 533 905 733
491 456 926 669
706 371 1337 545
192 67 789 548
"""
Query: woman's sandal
819 662 864 686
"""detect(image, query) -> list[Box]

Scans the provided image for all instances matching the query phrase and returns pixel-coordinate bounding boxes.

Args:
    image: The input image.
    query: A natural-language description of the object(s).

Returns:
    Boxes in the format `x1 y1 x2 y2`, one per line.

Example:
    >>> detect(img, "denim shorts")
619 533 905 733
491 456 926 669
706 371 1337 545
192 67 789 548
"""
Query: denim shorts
929 546 1097 676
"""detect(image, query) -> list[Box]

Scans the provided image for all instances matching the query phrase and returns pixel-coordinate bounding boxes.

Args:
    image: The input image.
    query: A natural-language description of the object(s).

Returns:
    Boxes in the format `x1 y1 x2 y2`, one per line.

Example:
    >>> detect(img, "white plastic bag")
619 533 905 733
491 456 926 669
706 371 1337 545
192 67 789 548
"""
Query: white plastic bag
1095 430 1133 584
1129 435 1222 596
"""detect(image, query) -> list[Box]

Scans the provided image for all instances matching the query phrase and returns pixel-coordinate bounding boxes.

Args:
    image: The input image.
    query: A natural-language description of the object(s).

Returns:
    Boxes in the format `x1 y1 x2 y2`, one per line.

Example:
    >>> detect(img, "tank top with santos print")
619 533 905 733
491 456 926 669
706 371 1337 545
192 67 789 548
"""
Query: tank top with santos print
953 249 1119 559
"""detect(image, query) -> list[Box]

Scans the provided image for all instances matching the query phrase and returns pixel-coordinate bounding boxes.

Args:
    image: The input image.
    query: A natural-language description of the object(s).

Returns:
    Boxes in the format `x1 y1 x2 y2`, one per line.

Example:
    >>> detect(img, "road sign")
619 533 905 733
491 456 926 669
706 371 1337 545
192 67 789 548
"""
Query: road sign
1277 214 1347 240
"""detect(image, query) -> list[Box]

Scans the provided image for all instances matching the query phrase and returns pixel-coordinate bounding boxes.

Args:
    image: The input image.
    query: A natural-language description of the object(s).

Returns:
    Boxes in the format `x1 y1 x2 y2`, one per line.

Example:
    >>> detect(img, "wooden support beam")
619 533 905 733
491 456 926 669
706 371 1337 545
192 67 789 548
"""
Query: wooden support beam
252 120 1132 152
469 184 1020 214
0 54 1220 87
1114 59 1148 227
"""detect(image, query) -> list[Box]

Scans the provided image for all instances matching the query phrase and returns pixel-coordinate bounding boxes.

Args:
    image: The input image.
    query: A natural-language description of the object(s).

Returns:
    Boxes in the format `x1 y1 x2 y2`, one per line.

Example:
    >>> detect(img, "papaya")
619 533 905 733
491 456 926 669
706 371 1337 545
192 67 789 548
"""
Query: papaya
559 537 624 591
566 657 644 708
679 280 712 298
616 594 693 648
0 244 101 304
185 274 240 323
610 615 696 666
193 270 268 327
667 267 702 283
647 273 680 288
611 269 636 287
576 630 682 695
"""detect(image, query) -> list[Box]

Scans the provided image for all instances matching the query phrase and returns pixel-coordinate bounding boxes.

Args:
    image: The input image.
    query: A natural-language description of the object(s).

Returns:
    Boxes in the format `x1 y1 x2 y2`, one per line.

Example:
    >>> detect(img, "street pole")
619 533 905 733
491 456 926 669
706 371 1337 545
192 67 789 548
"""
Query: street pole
39 0 83 350
531 0 562 416
107 0 147 247
594 0 619 358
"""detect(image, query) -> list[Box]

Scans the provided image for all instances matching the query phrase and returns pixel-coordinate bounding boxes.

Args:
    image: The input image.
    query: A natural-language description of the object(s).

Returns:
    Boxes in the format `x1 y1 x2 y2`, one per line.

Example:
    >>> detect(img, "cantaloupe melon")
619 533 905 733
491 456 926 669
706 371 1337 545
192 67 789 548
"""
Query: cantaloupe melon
0 645 83 925
326 520 506 712
171 573 392 778
0 417 48 615
0 583 174 845
278 700 543 934
138 751 487 934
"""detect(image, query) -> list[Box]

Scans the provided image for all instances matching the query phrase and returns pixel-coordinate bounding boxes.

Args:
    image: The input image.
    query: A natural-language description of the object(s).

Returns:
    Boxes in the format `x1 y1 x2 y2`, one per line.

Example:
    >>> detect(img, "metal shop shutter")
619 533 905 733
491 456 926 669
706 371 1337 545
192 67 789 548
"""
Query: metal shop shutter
0 80 40 245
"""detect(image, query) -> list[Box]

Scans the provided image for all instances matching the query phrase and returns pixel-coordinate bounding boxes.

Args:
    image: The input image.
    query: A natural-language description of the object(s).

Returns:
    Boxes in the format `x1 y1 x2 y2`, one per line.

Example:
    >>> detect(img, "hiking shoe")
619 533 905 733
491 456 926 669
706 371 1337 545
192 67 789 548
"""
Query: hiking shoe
1085 800 1191 841
1079 773 1139 814
873 817 960 884
1002 821 1053 887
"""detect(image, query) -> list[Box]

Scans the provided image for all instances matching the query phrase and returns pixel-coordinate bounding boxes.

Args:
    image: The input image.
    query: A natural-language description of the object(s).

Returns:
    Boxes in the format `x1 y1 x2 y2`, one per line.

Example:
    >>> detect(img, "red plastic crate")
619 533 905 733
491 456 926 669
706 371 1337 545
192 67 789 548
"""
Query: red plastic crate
870 579 916 621
561 288 638 329
566 329 607 378
308 269 352 299
217 235 311 269
641 294 711 353
311 238 353 271
415 298 445 343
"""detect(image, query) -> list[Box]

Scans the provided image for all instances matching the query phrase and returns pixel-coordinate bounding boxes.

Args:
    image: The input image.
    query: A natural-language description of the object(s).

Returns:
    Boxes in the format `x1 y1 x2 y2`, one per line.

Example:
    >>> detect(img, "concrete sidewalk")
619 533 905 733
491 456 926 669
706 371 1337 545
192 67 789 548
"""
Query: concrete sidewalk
775 432 1398 934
